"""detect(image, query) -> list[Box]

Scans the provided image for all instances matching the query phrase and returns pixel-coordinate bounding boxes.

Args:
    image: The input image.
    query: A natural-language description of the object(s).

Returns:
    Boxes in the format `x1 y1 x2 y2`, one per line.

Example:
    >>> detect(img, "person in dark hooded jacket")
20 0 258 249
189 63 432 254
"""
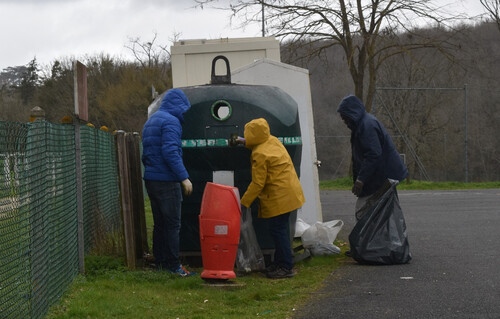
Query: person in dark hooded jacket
142 88 195 277
337 95 408 219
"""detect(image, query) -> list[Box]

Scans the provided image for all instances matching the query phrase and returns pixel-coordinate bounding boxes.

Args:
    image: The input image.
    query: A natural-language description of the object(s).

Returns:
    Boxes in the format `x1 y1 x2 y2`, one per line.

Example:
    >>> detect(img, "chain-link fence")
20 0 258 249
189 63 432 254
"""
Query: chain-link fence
0 120 121 319
315 133 465 182
314 87 486 183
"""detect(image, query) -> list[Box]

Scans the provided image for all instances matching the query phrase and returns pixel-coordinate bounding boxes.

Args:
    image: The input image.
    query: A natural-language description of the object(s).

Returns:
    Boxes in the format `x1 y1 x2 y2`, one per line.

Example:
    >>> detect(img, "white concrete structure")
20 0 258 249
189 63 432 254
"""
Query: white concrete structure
171 37 280 88
170 37 322 225
232 59 322 224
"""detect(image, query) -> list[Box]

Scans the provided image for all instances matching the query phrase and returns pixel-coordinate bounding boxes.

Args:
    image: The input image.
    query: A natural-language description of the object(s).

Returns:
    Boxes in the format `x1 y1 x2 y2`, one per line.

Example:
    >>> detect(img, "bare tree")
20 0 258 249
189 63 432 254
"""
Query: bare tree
125 31 180 69
480 0 500 32
195 0 464 111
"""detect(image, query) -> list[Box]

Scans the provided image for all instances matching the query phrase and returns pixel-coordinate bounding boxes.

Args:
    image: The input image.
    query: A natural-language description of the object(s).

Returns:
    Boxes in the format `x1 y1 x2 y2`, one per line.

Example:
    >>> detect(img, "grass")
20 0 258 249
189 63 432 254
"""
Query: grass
320 176 500 190
46 197 348 319
46 252 347 319
46 177 499 318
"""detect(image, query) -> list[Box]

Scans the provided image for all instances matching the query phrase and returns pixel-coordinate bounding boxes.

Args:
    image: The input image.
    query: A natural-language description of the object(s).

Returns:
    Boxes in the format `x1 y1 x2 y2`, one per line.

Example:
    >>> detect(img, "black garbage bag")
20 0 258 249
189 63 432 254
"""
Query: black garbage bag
349 180 412 265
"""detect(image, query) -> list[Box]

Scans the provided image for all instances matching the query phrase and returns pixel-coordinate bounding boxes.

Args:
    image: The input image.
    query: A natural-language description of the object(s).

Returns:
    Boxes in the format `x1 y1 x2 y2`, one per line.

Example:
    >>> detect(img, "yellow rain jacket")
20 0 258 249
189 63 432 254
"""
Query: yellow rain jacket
240 118 305 218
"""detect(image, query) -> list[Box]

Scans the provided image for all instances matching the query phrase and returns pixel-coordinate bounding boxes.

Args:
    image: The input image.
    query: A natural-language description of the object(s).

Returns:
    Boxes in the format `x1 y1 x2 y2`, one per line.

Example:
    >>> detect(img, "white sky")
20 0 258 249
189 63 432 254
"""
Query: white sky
0 0 487 71
0 0 263 71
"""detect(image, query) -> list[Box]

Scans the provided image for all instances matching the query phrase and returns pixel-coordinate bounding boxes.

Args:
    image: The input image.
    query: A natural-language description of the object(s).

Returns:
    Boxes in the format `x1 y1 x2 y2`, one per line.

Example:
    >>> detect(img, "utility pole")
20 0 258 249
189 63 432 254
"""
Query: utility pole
464 84 468 183
262 3 265 37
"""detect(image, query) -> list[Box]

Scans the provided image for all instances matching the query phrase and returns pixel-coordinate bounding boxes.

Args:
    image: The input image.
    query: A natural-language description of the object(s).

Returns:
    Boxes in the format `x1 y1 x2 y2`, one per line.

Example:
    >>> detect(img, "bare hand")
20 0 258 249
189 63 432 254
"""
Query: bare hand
181 179 193 196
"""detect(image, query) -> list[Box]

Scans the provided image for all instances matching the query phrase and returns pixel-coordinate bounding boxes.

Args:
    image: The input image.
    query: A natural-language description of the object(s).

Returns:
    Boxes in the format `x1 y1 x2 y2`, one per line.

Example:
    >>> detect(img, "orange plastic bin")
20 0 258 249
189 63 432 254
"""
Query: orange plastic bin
199 182 241 280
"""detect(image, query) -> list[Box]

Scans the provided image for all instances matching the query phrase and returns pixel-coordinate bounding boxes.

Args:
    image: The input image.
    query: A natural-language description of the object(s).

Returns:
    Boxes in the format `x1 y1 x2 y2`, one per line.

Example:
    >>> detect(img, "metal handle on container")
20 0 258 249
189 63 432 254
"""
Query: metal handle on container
211 55 231 85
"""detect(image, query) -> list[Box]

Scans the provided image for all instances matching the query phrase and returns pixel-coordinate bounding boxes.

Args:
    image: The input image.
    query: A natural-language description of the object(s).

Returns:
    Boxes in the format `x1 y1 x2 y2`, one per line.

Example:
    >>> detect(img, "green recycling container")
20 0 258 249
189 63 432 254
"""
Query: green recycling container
147 56 302 253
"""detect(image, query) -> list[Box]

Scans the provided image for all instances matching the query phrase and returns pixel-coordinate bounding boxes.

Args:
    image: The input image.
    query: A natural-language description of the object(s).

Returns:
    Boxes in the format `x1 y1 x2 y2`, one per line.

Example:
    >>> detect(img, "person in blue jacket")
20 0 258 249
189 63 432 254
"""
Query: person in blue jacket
337 95 408 220
142 88 195 277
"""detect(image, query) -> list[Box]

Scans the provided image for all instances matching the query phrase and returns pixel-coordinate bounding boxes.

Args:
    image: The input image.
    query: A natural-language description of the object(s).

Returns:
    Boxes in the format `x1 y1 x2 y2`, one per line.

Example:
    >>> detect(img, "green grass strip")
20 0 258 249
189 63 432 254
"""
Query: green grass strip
46 251 348 319
320 177 500 190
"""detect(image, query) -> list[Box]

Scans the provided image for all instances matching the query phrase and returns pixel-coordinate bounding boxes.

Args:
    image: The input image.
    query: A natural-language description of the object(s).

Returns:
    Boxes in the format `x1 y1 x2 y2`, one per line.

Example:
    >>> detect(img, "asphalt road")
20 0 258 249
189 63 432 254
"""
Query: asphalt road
293 188 500 319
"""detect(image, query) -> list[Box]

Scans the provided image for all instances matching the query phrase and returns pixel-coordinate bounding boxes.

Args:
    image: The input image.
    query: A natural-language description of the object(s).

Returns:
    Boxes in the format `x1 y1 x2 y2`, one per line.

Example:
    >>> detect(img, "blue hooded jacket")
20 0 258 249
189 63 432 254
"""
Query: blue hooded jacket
337 95 408 196
142 89 191 182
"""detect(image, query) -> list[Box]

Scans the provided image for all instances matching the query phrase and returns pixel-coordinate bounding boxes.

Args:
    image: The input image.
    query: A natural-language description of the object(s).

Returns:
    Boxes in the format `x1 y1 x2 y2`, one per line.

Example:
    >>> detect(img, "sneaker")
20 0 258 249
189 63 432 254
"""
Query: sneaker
170 265 197 277
266 266 294 279
264 263 278 274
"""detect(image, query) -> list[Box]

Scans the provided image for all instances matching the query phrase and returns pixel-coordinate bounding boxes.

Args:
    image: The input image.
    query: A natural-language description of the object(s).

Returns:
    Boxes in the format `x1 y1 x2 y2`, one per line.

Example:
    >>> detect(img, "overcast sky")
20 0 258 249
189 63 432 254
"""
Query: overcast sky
0 0 263 71
0 0 487 72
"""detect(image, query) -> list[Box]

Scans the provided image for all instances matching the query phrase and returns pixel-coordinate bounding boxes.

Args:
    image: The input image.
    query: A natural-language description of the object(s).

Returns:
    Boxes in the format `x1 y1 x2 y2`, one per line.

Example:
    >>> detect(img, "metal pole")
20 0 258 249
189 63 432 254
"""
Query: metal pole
262 3 265 37
75 121 84 274
443 134 447 181
464 84 468 183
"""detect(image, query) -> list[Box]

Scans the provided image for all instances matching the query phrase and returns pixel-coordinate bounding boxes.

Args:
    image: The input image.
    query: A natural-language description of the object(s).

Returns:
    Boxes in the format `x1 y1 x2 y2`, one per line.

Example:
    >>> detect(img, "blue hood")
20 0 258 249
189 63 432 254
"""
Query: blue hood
159 88 191 123
337 94 365 124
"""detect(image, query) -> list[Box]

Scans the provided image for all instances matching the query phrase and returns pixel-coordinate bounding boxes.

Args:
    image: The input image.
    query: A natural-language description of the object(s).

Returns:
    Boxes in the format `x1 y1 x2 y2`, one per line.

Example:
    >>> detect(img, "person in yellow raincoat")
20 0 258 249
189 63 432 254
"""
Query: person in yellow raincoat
240 118 305 279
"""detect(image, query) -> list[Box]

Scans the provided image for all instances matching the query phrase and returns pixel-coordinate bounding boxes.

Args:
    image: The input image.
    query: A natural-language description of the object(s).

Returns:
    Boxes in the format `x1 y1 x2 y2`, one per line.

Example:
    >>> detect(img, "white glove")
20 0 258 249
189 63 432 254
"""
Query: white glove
181 178 193 196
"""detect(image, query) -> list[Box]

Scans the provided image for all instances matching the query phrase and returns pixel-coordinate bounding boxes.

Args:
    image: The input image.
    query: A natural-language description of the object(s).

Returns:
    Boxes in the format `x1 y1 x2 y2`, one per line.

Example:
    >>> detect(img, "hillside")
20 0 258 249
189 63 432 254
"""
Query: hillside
0 22 498 182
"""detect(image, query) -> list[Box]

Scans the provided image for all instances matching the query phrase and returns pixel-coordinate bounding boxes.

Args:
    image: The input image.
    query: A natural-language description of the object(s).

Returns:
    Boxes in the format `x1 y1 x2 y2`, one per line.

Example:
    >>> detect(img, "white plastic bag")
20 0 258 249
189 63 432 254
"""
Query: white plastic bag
294 218 311 238
301 220 344 256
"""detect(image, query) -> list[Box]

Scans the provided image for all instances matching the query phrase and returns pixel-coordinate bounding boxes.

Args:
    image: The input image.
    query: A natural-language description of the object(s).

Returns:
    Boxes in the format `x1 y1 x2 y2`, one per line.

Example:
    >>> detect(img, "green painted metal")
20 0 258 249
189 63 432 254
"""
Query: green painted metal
163 83 302 252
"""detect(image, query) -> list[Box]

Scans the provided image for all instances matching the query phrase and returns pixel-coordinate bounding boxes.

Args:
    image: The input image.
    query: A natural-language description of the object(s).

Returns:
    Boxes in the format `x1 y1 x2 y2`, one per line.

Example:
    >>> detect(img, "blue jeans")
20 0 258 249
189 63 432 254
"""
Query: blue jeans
269 211 293 270
145 180 182 271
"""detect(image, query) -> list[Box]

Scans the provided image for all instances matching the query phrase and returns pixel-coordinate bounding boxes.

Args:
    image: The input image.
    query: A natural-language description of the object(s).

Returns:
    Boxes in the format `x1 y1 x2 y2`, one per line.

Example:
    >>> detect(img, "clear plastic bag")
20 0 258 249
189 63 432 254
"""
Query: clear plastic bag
235 206 265 273
301 220 343 256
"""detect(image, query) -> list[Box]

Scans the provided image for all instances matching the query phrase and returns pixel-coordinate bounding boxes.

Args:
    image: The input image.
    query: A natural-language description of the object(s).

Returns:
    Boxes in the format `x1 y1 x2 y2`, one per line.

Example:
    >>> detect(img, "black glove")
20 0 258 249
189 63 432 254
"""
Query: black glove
352 180 364 196
229 133 245 147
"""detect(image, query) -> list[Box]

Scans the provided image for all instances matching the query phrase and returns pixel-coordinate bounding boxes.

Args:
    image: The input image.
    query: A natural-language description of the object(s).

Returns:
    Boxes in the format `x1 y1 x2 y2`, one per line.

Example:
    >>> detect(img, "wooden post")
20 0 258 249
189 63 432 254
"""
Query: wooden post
115 131 136 270
29 106 45 122
73 60 88 274
73 61 88 122
126 132 149 260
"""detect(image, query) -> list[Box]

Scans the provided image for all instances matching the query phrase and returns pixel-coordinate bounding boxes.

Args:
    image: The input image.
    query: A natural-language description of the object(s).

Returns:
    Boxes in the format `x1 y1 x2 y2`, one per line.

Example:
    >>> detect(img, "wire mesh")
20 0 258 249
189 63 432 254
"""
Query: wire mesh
80 126 121 254
0 120 121 319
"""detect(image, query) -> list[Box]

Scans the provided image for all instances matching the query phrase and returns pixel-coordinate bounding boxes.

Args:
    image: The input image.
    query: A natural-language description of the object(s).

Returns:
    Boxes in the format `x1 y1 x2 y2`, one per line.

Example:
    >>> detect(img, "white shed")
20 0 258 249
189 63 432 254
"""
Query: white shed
171 37 280 88
232 58 322 224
